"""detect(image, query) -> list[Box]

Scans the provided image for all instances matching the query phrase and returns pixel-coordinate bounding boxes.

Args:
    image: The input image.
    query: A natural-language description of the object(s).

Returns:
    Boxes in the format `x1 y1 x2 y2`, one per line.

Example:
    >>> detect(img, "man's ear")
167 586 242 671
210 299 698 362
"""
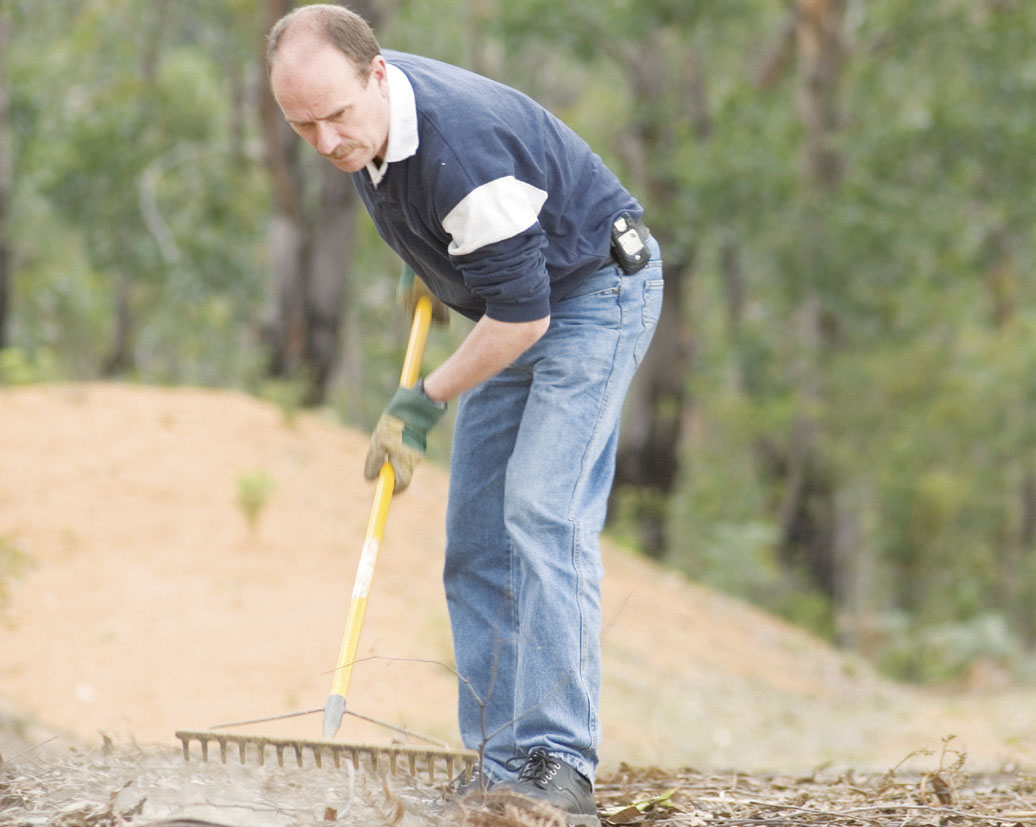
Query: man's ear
369 54 389 90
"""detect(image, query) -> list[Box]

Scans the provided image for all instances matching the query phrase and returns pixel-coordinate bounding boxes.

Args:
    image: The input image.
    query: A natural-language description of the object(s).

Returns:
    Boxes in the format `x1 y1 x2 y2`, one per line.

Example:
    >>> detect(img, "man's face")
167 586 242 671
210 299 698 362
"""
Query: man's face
271 41 390 173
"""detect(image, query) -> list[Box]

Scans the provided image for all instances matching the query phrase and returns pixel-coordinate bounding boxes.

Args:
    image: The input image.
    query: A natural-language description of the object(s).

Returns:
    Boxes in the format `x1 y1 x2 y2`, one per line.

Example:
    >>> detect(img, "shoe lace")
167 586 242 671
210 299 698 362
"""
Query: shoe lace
509 747 561 788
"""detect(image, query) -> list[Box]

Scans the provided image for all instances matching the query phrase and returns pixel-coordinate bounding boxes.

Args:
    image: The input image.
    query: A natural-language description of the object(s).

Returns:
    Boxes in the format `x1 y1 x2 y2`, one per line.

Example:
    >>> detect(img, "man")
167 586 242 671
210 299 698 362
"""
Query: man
267 6 662 825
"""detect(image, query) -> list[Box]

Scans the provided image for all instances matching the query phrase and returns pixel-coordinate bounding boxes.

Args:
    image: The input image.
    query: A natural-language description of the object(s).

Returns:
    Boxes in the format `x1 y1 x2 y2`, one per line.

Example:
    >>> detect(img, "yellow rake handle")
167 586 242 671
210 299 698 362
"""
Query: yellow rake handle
328 295 433 712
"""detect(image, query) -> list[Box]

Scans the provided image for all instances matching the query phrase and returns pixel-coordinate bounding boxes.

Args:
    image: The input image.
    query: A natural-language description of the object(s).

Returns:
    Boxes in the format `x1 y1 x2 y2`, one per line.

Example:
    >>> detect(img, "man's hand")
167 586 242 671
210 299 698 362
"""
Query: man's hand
398 265 450 326
364 382 447 493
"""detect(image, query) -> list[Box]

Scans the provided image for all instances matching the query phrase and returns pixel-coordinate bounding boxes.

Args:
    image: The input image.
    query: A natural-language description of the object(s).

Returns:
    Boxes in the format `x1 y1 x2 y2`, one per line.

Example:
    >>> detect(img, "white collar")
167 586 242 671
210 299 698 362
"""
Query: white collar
366 62 419 185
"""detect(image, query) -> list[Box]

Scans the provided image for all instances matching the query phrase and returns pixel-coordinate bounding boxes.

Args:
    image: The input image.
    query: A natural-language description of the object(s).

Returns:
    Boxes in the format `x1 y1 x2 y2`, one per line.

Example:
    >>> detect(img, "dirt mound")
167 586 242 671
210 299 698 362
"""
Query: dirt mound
0 383 1032 774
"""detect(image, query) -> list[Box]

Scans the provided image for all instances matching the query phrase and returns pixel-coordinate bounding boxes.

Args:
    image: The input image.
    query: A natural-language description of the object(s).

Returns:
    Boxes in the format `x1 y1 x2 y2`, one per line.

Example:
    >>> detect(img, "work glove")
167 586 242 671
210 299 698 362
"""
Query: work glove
364 381 447 493
398 265 450 327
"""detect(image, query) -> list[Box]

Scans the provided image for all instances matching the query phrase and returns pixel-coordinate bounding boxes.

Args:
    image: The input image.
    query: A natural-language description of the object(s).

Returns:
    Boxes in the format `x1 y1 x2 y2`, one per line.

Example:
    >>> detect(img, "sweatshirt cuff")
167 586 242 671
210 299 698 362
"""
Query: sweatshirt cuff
483 294 552 323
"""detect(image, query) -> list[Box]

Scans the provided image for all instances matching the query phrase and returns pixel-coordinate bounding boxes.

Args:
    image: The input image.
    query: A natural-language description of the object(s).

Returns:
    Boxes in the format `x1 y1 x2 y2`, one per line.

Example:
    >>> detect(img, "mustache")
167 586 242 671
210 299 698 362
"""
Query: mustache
323 142 357 160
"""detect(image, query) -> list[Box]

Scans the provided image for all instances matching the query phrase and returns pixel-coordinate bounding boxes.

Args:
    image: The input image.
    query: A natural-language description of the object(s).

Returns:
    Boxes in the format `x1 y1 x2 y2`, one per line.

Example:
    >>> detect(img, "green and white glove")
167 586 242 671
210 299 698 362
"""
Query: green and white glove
364 380 447 493
398 265 450 326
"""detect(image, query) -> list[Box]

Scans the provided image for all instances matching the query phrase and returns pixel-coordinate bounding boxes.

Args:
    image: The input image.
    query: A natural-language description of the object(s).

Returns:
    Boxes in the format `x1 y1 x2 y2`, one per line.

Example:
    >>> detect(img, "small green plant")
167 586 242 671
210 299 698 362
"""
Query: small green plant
0 535 34 616
0 347 60 385
235 471 277 536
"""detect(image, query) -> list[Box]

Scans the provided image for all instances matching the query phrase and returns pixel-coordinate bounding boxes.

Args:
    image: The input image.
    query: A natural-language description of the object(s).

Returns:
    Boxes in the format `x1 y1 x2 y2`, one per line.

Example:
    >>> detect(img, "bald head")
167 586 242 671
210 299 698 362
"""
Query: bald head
268 6 391 175
267 3 381 80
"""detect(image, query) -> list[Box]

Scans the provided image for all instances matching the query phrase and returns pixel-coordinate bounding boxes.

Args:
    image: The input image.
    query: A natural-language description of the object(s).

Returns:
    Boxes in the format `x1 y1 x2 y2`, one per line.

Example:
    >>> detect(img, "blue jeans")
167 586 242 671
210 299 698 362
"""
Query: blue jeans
443 239 663 782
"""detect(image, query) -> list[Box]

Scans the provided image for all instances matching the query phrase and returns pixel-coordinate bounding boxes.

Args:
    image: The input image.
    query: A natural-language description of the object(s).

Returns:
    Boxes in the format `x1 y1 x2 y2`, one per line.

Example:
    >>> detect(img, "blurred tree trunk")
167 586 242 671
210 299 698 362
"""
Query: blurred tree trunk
259 0 378 406
983 225 1036 647
0 13 10 352
796 0 846 191
1020 470 1036 646
99 273 134 376
101 3 171 376
769 0 850 617
308 163 359 402
611 32 706 559
260 0 309 389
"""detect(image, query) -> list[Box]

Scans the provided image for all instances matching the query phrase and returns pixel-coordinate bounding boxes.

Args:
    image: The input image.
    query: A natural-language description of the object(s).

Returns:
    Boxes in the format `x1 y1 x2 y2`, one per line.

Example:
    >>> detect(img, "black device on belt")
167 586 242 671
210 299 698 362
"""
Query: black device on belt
610 213 651 274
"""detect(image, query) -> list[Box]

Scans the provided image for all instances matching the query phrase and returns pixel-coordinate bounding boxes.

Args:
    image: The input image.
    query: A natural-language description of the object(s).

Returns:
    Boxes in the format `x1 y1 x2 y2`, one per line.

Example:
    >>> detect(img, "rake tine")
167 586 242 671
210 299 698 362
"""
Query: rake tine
173 730 476 784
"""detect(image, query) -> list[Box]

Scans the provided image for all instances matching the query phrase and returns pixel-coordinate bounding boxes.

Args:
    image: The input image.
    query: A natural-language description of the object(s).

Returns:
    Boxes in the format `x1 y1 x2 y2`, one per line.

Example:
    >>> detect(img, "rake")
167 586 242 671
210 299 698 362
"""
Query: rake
177 292 477 784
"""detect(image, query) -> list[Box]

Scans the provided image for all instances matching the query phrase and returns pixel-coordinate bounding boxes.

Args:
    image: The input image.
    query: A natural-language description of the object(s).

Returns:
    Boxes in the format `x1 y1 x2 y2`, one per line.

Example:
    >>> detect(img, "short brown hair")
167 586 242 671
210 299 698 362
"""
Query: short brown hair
266 4 381 79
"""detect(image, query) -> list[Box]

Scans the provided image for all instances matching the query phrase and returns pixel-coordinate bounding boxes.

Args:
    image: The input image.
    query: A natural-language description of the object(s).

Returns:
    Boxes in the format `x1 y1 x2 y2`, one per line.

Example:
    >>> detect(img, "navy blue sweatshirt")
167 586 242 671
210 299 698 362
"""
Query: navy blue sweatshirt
352 50 643 323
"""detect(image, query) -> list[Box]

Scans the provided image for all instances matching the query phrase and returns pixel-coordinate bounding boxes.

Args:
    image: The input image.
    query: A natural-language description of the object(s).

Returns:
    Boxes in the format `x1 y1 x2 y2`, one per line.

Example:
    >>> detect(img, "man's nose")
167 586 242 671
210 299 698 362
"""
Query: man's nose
314 121 339 156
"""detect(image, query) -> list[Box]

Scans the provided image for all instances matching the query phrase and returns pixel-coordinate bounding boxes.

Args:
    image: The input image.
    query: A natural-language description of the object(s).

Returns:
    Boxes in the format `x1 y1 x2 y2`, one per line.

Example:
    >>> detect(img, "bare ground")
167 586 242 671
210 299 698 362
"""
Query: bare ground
1 383 1034 825
2 736 1034 826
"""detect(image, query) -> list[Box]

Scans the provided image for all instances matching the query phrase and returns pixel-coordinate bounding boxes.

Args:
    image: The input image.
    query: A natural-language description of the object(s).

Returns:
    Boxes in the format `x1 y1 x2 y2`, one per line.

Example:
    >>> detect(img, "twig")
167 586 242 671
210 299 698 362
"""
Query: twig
0 735 60 763
209 707 323 728
696 795 1031 826
698 796 871 824
840 802 1034 822
207 701 453 748
344 708 453 748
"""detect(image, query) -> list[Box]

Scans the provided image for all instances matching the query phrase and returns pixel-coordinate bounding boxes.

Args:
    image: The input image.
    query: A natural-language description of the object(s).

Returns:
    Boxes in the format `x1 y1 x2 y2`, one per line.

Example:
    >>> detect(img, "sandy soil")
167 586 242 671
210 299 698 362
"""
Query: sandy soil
1 383 1034 780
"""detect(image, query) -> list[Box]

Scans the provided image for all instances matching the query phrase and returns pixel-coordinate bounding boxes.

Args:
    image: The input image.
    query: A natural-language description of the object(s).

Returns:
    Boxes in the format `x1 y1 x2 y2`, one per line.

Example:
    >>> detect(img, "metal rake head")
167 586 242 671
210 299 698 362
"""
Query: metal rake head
175 730 477 785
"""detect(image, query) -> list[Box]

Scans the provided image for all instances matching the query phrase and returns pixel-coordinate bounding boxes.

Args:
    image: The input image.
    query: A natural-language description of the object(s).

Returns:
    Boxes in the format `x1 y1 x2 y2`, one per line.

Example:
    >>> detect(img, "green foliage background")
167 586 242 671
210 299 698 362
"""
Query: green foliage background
2 0 1035 683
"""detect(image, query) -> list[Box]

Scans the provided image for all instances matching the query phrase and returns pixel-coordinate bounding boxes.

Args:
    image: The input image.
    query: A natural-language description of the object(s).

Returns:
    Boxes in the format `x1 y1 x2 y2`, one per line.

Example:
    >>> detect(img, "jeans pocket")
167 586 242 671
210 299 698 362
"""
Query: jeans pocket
634 278 664 368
